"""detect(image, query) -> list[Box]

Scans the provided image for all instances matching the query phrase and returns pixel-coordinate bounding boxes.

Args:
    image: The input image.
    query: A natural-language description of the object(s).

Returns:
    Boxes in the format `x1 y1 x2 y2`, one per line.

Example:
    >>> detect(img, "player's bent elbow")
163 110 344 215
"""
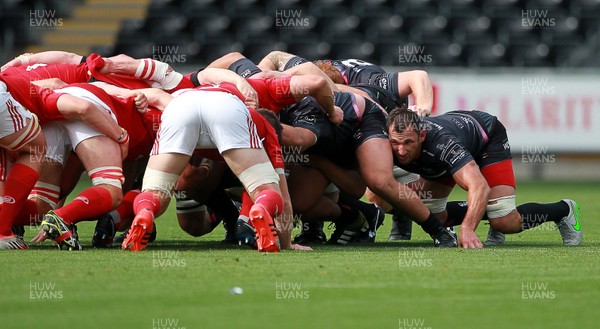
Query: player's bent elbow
59 97 94 120
308 75 327 91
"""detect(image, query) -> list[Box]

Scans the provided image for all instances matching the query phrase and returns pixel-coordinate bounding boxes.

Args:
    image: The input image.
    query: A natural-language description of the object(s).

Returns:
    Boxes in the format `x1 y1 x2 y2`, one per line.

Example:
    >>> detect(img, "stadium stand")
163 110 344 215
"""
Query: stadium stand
1 0 599 66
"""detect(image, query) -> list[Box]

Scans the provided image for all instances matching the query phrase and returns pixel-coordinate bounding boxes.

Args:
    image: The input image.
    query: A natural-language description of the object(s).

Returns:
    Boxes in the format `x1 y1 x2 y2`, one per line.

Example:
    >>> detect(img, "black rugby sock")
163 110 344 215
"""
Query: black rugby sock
417 212 445 235
518 201 569 230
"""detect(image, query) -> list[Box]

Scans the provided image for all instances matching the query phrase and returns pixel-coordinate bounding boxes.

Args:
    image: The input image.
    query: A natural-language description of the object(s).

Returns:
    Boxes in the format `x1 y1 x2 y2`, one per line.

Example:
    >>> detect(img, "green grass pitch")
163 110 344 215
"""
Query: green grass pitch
1 181 598 329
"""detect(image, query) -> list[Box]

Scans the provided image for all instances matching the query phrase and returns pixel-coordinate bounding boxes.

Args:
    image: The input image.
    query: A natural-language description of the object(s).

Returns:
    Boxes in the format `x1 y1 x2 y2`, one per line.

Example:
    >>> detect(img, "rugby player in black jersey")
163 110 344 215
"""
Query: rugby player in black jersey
260 51 432 116
386 108 582 248
280 92 457 247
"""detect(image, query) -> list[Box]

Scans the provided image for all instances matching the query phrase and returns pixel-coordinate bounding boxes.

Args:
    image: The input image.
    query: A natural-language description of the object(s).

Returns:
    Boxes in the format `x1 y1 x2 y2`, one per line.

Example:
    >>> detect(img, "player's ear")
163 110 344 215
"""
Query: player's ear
418 129 426 142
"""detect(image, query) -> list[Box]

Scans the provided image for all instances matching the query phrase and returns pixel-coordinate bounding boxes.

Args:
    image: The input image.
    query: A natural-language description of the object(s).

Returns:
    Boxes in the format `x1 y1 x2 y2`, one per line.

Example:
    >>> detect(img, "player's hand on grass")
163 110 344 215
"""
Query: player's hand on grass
328 106 344 125
290 244 312 251
458 228 483 249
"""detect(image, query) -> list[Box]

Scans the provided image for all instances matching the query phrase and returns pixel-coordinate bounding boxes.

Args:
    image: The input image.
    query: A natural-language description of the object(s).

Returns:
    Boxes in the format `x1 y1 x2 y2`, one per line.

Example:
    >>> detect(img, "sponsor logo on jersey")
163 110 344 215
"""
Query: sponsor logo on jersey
1 196 16 204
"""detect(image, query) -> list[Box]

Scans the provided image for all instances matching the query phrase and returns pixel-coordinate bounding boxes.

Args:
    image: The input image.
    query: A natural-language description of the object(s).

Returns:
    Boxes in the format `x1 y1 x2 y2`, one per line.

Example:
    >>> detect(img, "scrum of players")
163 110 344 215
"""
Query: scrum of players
0 49 582 252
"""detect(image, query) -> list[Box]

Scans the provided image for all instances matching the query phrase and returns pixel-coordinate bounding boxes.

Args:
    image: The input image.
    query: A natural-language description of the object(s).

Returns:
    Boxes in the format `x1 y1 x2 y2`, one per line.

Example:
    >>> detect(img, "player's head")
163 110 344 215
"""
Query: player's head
386 106 425 165
313 60 345 84
257 108 283 144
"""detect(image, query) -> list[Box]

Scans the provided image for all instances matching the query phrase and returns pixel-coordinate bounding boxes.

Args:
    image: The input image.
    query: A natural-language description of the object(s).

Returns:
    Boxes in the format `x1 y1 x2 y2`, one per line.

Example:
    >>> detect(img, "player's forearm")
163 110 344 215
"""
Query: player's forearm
407 70 433 114
197 67 244 85
92 81 133 98
29 51 83 65
283 63 338 91
305 77 337 117
77 106 123 141
137 88 173 111
281 124 317 151
260 51 291 71
102 54 140 75
462 185 490 231
2 51 81 71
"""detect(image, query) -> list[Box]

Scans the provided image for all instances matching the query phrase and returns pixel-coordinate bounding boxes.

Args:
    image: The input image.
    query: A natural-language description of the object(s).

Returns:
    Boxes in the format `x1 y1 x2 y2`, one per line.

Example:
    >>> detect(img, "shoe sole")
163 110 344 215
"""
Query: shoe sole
249 207 280 252
122 223 151 252
0 239 28 250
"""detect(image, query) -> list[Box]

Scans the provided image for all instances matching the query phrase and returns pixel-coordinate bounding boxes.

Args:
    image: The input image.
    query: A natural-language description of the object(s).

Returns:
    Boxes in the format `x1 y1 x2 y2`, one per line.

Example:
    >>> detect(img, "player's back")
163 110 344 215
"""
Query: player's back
330 59 387 85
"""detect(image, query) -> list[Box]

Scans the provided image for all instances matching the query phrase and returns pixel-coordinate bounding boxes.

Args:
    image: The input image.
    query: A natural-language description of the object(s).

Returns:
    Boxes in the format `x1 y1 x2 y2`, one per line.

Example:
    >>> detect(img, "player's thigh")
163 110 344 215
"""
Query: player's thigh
286 164 329 212
146 153 191 176
74 136 121 171
355 137 395 188
221 148 270 176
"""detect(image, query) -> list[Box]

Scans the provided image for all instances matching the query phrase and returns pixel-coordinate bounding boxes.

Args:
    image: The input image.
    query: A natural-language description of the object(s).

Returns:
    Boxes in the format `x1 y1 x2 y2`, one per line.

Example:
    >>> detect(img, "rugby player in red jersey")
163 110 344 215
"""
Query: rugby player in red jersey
123 85 307 252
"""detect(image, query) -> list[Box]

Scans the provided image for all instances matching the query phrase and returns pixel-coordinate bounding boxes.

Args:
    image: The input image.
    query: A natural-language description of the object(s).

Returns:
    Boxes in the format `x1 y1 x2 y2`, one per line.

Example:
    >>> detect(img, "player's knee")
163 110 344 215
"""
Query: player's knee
486 195 515 220
422 197 448 214
178 217 209 237
238 162 279 195
100 185 123 208
365 189 380 204
489 212 520 233
142 168 180 196
89 166 125 207
366 178 392 199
